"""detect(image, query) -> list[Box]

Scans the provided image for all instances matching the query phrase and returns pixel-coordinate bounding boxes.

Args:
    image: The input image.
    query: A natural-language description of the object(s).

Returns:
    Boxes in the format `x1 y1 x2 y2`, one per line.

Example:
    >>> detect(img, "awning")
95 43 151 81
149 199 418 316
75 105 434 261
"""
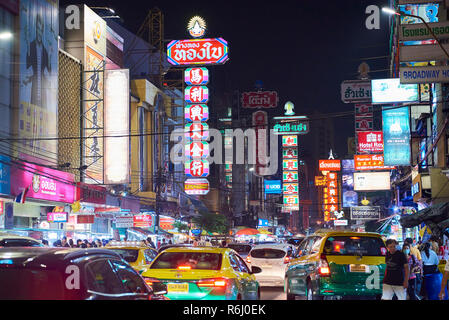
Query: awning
400 202 449 238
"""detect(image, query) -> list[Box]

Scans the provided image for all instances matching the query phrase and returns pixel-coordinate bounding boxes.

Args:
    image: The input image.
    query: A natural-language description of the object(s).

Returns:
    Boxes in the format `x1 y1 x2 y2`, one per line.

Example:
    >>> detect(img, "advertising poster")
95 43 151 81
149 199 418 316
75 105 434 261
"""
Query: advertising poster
19 0 59 163
342 159 357 208
371 79 419 104
382 107 411 166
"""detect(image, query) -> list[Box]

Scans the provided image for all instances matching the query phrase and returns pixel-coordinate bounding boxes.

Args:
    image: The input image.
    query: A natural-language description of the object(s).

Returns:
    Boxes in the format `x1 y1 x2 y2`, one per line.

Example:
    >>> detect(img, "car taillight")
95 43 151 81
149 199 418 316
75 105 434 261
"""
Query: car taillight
246 256 251 264
197 278 228 288
143 277 160 286
284 256 290 264
177 265 192 270
318 254 331 277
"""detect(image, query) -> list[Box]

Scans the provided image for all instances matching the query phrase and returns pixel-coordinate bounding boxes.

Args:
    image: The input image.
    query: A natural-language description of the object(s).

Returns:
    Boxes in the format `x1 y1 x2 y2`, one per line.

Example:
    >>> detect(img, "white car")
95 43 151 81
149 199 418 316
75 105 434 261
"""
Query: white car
246 243 294 287
0 232 43 247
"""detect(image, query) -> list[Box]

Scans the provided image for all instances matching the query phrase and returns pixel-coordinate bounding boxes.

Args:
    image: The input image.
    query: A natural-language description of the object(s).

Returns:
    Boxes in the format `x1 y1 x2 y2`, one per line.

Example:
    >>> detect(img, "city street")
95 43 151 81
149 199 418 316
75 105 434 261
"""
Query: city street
1 0 449 304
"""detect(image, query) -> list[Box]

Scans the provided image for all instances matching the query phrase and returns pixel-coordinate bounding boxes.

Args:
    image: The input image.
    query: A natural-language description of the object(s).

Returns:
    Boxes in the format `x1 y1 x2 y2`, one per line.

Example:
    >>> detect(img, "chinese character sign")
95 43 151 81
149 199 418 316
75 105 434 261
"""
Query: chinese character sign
185 86 209 103
185 67 209 85
324 171 339 221
185 104 209 122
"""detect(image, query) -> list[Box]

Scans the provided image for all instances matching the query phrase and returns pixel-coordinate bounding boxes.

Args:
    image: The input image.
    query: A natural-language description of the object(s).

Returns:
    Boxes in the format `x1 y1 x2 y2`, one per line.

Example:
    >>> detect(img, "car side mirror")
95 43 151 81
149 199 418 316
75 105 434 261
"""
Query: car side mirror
251 266 262 274
152 282 168 296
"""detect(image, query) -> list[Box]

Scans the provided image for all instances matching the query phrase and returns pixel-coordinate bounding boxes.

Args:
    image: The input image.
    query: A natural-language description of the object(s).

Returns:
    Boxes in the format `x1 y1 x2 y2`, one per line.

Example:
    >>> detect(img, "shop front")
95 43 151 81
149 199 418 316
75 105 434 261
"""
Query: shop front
6 160 76 242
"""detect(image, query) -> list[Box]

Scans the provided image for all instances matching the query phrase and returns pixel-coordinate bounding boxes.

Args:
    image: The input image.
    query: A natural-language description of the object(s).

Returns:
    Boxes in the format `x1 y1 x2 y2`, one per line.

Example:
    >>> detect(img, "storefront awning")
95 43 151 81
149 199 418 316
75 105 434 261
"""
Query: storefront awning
400 202 449 238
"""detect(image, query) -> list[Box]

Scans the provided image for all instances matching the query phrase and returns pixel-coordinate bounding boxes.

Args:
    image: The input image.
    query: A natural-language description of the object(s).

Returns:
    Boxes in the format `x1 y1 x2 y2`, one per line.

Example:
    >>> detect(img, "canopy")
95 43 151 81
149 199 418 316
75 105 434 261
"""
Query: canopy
235 228 259 236
400 202 449 238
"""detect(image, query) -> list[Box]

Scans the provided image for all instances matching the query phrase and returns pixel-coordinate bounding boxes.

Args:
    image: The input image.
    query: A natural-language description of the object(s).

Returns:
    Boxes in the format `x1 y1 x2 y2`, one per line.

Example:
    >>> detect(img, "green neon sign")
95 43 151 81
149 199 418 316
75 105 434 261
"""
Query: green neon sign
274 122 309 135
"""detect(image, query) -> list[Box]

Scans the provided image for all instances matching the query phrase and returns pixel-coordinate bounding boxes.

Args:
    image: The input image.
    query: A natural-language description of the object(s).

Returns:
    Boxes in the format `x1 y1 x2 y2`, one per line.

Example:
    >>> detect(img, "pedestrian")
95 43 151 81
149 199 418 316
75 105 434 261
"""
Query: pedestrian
168 239 173 245
76 239 82 248
53 240 62 247
221 240 227 248
381 239 409 300
403 243 422 300
42 239 49 247
421 242 440 274
439 255 449 300
147 237 155 249
405 238 423 298
68 239 74 248
96 240 102 247
61 237 70 248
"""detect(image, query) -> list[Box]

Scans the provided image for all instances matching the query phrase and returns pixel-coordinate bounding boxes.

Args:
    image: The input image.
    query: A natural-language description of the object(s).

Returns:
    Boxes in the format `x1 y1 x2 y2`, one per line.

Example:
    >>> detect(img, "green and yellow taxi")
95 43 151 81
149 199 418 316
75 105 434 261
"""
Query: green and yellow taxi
105 241 158 274
284 229 387 300
141 246 261 300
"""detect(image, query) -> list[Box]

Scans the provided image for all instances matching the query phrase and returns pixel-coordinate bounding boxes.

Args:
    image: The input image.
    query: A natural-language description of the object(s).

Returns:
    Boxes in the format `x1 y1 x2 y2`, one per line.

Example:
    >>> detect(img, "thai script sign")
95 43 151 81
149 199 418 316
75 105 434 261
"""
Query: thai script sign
350 206 381 220
341 80 371 103
273 122 309 135
167 38 229 66
241 91 278 108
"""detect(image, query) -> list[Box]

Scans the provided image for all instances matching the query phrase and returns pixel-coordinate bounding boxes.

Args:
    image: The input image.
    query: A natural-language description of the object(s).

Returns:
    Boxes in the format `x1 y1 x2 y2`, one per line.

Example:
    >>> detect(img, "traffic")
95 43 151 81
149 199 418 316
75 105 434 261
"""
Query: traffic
0 229 448 300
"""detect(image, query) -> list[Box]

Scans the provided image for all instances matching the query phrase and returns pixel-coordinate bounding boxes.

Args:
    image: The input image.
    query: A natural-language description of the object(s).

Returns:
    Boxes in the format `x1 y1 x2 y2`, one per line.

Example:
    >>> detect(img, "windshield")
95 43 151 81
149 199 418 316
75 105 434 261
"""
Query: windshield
250 248 286 259
0 239 43 247
0 268 65 299
151 252 222 270
227 244 252 254
107 249 139 263
323 236 386 257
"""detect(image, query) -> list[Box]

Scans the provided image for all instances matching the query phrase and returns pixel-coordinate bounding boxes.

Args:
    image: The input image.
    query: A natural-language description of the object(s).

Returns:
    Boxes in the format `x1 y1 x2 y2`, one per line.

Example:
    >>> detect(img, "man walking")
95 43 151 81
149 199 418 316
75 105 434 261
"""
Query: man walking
382 239 409 300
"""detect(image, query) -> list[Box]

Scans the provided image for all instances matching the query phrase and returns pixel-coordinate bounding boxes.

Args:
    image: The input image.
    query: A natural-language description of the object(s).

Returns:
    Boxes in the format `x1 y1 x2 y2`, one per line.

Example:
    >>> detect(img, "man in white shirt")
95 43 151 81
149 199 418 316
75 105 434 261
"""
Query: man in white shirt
439 259 449 300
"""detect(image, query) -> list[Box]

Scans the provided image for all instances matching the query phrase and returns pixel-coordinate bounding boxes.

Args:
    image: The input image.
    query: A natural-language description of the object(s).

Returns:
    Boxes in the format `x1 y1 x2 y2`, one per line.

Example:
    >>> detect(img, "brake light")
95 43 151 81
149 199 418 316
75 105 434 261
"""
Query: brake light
143 277 160 286
318 254 331 277
197 278 228 288
246 256 251 264
284 256 290 264
177 265 192 270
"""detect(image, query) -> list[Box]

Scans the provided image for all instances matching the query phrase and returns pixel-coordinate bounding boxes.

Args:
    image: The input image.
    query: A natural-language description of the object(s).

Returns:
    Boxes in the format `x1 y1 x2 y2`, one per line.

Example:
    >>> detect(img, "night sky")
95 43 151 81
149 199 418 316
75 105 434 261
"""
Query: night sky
62 0 391 156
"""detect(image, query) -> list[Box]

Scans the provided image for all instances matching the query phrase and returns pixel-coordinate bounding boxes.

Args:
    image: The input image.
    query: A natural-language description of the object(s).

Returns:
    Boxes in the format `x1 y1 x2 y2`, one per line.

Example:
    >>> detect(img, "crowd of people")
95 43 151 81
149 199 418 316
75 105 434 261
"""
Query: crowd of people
382 236 449 300
49 236 108 248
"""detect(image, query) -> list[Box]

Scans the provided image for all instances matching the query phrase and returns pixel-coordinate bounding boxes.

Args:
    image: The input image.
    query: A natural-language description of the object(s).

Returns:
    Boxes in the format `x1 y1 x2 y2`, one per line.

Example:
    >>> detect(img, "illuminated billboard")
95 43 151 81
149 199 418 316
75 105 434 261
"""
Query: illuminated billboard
19 0 59 163
354 172 391 191
167 38 229 66
319 160 341 171
357 131 383 153
371 78 419 104
382 107 411 166
354 154 395 171
104 69 130 184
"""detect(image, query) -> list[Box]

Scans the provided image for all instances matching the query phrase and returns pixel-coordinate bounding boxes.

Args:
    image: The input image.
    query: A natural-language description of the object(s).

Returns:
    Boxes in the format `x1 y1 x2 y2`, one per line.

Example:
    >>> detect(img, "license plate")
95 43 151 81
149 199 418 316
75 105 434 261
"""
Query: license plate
167 283 189 293
261 264 272 269
349 264 367 273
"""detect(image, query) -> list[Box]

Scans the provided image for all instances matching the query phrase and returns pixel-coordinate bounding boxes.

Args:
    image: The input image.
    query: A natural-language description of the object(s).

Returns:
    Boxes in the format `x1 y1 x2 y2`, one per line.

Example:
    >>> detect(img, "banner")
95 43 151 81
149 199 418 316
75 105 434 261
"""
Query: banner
19 0 59 163
382 107 411 166
342 159 357 208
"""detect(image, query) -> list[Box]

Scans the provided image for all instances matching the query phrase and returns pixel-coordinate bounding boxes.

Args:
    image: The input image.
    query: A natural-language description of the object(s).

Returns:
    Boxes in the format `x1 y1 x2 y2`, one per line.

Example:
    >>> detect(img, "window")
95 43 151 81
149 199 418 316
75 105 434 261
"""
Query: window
109 260 148 294
150 252 222 270
228 254 241 272
144 249 157 264
107 249 139 263
310 237 323 254
85 259 124 294
250 249 286 259
322 236 386 257
0 239 43 247
138 106 148 192
226 244 252 255
234 255 251 274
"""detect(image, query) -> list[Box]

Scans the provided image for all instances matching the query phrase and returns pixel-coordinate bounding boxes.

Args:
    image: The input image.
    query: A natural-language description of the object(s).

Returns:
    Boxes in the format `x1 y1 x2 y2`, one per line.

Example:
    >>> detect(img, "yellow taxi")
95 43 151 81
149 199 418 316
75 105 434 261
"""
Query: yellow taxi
141 246 261 300
105 241 158 274
284 229 387 300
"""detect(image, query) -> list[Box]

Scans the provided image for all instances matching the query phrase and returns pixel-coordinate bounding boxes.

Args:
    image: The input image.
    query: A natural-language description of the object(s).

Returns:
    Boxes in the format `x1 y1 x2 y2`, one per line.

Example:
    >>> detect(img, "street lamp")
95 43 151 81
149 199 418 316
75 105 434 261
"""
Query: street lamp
382 7 449 60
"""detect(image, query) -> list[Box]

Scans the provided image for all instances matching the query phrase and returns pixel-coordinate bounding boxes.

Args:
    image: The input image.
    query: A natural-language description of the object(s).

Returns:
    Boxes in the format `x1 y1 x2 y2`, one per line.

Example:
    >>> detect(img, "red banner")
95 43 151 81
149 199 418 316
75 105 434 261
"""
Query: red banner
167 38 229 66
319 160 341 171
133 214 153 228
241 91 278 108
